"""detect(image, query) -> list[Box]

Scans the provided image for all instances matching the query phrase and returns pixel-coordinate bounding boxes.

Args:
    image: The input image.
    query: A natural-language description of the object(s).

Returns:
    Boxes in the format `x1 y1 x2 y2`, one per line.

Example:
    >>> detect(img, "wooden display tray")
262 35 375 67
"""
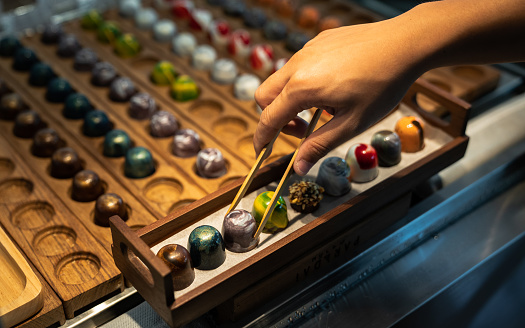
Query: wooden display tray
0 226 43 327
110 78 470 327
0 136 121 319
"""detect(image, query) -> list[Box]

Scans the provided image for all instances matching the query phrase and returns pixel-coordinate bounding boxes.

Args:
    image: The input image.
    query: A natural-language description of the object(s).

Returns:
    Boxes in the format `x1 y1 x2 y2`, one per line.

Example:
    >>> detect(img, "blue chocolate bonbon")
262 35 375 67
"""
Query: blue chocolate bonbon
82 110 112 137
316 157 351 196
63 93 93 119
187 225 226 270
103 129 132 157
124 146 156 178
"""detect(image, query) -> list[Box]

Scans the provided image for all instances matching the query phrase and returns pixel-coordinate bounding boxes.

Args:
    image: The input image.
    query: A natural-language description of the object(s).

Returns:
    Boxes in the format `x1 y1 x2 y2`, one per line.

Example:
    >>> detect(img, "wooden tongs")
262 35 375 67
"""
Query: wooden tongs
225 108 323 240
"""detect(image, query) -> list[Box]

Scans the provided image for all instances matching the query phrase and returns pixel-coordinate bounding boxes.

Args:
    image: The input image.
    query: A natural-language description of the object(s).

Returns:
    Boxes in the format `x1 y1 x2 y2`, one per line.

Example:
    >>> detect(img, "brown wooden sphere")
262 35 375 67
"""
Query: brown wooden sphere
156 244 195 290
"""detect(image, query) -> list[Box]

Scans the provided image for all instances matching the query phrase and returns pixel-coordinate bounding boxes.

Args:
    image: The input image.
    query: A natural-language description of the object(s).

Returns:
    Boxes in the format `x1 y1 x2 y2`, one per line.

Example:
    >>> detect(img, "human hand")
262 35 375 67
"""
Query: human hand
254 14 429 175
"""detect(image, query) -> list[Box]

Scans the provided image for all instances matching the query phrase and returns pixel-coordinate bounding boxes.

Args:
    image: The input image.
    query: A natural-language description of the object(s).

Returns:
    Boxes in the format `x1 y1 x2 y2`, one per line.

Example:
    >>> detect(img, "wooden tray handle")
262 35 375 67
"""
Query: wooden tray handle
403 78 471 138
110 215 175 308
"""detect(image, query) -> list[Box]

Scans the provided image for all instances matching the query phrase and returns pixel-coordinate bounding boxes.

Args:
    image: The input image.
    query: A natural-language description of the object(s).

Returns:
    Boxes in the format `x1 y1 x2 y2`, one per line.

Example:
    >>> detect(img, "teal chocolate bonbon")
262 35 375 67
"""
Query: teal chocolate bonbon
0 35 21 57
187 225 226 270
46 77 74 103
63 93 93 119
12 48 39 71
124 146 155 178
29 63 56 87
82 110 112 137
103 129 132 157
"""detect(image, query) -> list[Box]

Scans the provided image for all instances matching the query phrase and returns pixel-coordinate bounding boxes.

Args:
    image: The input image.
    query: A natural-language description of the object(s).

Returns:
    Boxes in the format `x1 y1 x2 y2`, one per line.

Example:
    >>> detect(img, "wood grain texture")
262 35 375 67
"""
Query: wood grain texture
0 138 121 319
0 226 43 328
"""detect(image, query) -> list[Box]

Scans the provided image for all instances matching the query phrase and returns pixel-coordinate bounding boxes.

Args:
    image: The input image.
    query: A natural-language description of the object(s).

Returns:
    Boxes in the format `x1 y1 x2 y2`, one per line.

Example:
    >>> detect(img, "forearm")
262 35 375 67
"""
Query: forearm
401 0 525 72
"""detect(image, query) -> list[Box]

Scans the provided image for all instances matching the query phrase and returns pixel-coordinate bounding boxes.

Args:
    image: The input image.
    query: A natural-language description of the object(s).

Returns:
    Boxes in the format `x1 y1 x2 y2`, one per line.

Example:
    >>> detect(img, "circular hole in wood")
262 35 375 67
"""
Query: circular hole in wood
11 201 55 230
212 116 248 138
219 176 243 189
0 178 34 204
55 252 101 285
189 100 224 119
451 66 485 80
169 198 197 213
237 135 255 157
33 225 77 256
350 14 375 25
143 178 183 204
0 158 15 179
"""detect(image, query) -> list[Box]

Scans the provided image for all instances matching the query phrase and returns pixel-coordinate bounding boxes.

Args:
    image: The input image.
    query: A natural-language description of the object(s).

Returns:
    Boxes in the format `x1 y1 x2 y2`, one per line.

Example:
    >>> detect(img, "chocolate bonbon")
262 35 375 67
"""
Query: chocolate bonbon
252 191 288 234
156 244 195 290
187 225 226 270
222 209 258 253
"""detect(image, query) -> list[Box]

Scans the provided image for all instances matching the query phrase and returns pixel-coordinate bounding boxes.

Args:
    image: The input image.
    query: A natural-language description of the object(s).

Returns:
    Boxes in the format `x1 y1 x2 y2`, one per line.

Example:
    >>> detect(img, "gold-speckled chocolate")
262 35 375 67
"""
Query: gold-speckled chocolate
31 128 63 157
72 169 104 202
94 193 128 226
13 110 45 138
50 147 83 179
1 93 27 120
156 244 195 290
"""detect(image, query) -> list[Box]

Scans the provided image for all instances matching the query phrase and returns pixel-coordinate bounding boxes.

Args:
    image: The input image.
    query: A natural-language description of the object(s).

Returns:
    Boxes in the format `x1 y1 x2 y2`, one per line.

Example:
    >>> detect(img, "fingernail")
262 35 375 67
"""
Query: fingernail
295 159 313 176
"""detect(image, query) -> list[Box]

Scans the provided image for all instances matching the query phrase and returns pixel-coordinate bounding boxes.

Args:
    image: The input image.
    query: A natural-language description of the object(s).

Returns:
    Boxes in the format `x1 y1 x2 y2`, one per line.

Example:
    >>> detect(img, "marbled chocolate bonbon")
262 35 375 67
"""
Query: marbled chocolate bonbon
63 93 93 119
252 191 288 234
187 225 226 270
114 34 141 58
94 193 128 226
316 157 351 196
233 74 261 100
46 77 74 103
129 93 157 120
135 8 158 29
12 48 39 71
73 48 99 72
172 33 197 57
192 45 217 71
151 61 177 86
119 0 141 17
171 0 195 19
91 62 117 87
172 128 201 157
82 110 112 137
50 147 83 179
156 244 195 290
196 148 227 178
211 58 238 84
208 20 231 48
395 116 425 153
13 110 45 138
103 129 132 157
72 169 104 202
153 20 177 42
249 44 273 71
97 21 122 44
189 9 213 31
31 128 62 157
109 77 137 102
124 147 155 179
170 75 199 101
81 10 104 30
371 130 402 166
57 34 82 57
227 29 251 57
345 143 378 183
150 110 179 138
29 63 56 87
222 209 258 252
